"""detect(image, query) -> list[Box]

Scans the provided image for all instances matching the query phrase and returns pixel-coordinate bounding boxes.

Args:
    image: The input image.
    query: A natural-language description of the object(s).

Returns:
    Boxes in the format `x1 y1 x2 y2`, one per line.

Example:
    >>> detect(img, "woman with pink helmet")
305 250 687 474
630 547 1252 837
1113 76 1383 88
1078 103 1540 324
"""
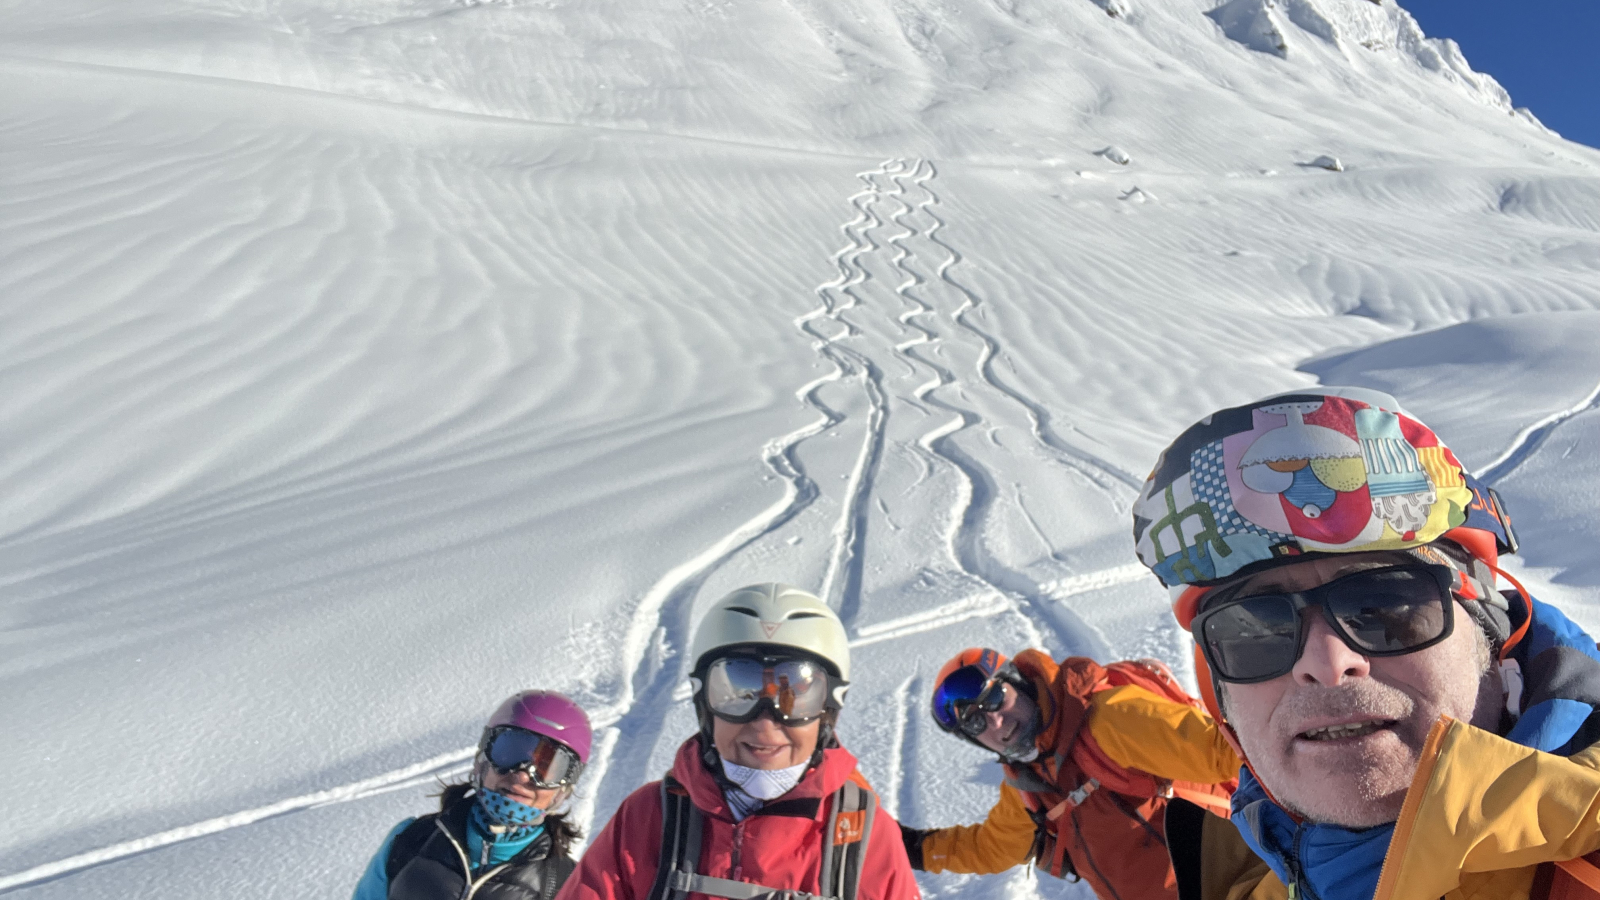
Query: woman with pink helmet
352 690 594 900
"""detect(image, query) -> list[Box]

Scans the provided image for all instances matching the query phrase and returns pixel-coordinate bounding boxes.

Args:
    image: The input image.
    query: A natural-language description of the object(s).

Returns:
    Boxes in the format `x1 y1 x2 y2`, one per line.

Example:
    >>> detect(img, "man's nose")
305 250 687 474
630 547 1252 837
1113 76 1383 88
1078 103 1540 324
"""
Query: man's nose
1292 610 1371 686
985 709 1007 735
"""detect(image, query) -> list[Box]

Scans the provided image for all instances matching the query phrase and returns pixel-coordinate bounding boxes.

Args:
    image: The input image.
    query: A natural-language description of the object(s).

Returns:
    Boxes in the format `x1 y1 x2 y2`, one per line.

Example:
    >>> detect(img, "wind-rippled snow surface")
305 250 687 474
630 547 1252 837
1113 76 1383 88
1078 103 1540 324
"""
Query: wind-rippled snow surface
3 0 1599 897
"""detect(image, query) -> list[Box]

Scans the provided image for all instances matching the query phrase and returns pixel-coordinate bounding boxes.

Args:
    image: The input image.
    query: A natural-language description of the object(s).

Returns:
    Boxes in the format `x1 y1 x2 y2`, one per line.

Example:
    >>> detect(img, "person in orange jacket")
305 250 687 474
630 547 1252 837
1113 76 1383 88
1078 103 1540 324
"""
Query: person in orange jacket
897 646 1240 900
1132 387 1600 900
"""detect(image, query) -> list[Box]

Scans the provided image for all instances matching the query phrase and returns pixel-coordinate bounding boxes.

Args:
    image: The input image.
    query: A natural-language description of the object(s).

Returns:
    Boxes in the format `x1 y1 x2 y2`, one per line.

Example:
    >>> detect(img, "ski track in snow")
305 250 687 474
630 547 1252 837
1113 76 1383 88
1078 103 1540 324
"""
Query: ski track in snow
1480 377 1600 486
1 157 1148 892
810 161 900 627
875 160 1115 659
882 675 916 820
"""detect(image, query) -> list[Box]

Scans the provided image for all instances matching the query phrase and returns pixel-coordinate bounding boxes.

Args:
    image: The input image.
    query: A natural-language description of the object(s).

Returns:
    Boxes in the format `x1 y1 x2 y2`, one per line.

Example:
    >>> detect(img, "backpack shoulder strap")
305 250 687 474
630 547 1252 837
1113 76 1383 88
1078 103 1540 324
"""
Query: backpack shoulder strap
818 772 878 900
646 776 703 900
385 815 439 883
541 853 577 900
1536 852 1600 899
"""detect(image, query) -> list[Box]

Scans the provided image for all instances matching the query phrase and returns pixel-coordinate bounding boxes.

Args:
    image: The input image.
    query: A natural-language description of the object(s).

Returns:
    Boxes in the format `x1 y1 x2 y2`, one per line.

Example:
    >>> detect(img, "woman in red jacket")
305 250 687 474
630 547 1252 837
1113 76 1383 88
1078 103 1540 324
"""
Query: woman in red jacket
557 583 921 900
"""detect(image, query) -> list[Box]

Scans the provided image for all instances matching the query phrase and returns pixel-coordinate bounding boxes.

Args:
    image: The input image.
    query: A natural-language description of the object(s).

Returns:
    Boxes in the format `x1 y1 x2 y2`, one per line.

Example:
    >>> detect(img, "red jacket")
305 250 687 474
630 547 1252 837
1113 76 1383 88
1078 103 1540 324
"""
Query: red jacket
558 738 921 900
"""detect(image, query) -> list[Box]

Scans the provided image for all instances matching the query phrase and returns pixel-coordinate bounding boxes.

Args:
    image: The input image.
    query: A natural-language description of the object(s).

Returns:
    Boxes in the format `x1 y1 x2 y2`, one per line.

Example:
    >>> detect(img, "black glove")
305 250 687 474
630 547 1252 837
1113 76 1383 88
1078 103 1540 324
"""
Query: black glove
899 826 934 871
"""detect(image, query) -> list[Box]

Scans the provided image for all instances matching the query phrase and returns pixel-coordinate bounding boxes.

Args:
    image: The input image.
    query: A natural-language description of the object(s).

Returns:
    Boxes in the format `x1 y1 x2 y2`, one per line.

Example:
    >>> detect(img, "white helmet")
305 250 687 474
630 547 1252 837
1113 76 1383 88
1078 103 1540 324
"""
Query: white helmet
689 583 850 682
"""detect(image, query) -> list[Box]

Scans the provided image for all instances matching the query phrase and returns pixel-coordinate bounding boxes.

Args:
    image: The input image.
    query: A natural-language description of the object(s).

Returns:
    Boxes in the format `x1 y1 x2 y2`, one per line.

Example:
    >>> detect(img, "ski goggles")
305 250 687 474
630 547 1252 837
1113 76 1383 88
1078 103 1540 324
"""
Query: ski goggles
702 656 836 726
1192 564 1457 684
932 666 1007 738
480 726 585 788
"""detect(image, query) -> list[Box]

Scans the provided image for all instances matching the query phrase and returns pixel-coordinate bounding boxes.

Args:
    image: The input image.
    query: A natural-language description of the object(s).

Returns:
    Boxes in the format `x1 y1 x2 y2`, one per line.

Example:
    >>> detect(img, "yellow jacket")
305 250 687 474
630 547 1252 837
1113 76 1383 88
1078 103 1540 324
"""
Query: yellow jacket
920 684 1241 875
1192 717 1600 900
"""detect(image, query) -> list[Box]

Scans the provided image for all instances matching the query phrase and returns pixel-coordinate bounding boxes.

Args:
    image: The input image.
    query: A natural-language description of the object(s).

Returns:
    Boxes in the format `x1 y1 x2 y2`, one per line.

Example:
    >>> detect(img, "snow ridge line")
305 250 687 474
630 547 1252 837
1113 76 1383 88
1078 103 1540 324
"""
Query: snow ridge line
1479 377 1600 485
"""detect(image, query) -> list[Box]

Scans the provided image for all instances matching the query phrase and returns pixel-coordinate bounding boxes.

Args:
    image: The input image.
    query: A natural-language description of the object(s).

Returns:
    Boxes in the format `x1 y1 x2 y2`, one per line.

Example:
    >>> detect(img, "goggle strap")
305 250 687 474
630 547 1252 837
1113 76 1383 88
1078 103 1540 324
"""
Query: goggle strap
1488 562 1534 660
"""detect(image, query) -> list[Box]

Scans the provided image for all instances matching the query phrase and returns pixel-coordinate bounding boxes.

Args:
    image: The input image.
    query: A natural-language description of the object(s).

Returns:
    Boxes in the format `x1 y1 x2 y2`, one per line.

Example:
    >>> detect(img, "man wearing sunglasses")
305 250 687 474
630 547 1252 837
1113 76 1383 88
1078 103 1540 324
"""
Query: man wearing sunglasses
559 583 919 900
1133 387 1600 899
897 646 1238 900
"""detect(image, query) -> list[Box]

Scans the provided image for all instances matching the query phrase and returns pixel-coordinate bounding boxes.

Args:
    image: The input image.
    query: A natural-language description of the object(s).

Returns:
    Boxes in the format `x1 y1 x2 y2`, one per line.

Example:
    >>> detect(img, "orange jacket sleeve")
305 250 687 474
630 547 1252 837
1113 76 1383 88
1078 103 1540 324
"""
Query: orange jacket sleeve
919 782 1038 875
1086 684 1241 784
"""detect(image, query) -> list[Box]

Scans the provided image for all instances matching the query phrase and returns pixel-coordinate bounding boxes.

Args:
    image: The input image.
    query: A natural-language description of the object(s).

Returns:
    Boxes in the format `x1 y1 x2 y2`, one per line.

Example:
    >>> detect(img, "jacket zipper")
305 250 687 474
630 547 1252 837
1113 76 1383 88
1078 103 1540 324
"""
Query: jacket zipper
730 819 747 882
1372 717 1452 900
1286 826 1312 900
436 817 519 900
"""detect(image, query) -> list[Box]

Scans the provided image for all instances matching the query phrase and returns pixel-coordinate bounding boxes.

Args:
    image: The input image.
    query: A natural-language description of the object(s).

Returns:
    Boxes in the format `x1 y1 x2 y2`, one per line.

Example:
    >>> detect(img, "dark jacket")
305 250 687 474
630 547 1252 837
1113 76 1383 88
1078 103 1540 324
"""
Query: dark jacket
387 796 576 900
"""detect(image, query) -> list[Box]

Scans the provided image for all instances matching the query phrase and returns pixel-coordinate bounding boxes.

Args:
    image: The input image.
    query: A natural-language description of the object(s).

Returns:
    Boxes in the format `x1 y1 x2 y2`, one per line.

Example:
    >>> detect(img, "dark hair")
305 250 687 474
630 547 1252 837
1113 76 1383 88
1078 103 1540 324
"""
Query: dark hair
433 779 584 858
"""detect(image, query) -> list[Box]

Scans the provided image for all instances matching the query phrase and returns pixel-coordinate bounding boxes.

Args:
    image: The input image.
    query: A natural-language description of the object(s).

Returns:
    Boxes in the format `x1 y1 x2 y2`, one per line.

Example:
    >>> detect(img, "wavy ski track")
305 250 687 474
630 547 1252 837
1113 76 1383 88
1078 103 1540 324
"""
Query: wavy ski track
870 160 1112 659
0 160 901 893
585 165 927 818
1 158 1143 892
915 166 1143 501
808 161 903 629
2 212 873 890
1480 377 1600 486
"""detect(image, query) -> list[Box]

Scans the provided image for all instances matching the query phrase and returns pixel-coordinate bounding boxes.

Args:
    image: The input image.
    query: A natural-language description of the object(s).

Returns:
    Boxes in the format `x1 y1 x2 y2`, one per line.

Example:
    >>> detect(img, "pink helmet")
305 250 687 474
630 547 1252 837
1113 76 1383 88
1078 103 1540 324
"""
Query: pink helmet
483 690 594 763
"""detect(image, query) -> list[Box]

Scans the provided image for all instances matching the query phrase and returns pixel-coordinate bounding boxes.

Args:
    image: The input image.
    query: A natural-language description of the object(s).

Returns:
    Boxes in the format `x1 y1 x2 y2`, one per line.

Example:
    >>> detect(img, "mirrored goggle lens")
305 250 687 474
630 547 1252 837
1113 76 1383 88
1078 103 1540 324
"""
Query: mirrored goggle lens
485 728 582 786
932 665 990 731
955 680 1006 737
704 657 831 723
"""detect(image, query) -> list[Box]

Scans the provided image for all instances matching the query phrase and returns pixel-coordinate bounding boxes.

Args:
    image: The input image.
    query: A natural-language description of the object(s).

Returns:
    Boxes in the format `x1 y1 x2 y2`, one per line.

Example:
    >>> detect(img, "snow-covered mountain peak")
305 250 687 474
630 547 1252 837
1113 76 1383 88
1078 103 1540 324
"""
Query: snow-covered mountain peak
1205 0 1520 114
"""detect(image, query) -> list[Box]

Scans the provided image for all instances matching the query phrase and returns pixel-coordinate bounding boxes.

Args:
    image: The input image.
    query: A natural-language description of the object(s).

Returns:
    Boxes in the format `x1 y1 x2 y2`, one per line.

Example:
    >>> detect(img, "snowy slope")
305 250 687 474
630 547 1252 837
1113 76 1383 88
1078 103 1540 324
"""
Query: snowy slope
3 0 1599 897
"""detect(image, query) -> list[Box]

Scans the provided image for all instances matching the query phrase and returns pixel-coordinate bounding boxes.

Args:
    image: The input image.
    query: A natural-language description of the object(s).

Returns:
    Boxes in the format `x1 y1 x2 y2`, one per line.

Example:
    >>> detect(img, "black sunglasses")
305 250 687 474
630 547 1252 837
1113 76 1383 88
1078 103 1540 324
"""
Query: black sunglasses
1192 564 1457 684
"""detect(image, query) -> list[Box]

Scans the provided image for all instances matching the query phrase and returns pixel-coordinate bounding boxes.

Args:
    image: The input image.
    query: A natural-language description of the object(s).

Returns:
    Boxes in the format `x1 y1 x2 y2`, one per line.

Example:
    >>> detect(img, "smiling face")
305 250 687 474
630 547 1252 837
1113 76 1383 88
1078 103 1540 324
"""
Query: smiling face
970 681 1039 757
712 710 821 770
1216 552 1502 827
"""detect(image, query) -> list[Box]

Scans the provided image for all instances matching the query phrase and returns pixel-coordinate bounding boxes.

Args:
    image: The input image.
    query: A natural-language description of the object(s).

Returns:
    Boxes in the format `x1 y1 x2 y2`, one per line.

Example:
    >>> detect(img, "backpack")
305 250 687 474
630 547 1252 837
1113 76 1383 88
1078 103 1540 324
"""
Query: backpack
1005 653 1235 891
1065 659 1235 817
1536 853 1600 899
645 772 877 900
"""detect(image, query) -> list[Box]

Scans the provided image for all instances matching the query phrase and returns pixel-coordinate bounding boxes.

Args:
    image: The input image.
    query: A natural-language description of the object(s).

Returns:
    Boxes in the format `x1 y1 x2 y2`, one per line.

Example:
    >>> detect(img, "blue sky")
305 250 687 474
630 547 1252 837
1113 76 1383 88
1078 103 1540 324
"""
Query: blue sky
1399 0 1599 149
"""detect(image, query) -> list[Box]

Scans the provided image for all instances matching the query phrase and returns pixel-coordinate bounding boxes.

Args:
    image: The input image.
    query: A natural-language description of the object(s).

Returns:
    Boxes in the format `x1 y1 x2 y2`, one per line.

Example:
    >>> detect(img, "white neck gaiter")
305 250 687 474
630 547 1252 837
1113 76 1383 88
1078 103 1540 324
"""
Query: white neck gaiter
720 759 811 821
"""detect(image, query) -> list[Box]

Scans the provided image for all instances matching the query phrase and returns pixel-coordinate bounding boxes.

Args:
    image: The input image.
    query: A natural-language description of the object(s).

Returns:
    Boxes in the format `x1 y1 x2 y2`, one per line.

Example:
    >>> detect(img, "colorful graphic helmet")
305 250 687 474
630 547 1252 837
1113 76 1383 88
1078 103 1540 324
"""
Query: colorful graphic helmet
1131 387 1519 628
483 690 594 764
